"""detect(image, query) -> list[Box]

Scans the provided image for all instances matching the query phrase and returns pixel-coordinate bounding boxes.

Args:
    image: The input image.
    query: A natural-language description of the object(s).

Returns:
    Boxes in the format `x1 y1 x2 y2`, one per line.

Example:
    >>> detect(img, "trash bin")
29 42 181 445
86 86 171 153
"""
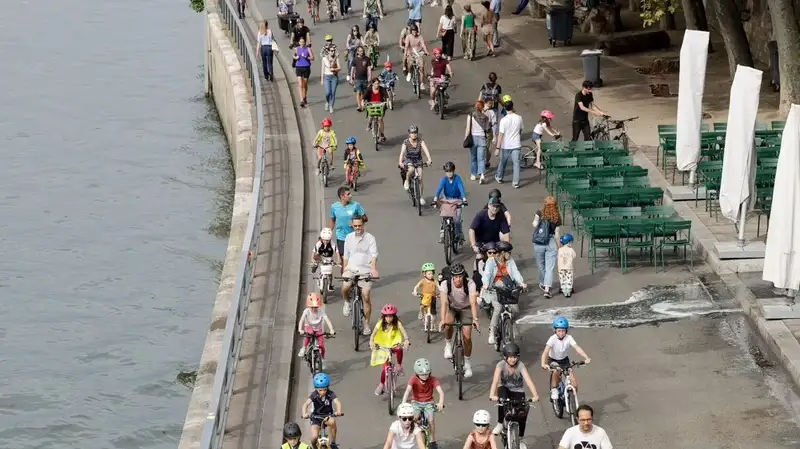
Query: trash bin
548 7 573 46
581 49 603 87
768 40 780 92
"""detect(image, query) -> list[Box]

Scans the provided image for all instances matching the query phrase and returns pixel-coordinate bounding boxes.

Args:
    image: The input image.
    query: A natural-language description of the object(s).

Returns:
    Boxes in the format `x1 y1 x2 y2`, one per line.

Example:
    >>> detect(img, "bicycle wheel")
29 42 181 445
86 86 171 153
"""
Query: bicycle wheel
311 348 322 374
322 161 329 187
519 146 534 169
387 366 396 415
507 422 520 449
438 91 445 119
443 223 452 265
415 179 422 216
373 120 380 151
451 223 460 255
501 316 515 346
552 390 565 418
321 277 329 302
352 297 362 351
567 390 579 425
414 69 421 99
425 314 433 344
455 343 465 400
353 173 358 192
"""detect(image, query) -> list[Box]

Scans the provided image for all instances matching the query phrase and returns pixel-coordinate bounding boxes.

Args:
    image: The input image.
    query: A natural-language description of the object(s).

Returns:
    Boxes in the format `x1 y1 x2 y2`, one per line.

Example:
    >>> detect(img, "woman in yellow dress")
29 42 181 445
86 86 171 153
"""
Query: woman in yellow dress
370 303 411 396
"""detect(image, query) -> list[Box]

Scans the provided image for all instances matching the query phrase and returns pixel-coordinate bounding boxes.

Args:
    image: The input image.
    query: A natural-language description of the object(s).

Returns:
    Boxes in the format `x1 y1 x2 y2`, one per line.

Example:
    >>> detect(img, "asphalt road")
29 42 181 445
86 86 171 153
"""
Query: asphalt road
252 0 800 447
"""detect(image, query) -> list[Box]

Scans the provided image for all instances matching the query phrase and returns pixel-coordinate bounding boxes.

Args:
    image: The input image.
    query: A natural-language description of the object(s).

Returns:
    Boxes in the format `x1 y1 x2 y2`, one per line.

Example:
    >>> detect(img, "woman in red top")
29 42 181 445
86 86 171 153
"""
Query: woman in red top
365 77 389 141
402 358 445 449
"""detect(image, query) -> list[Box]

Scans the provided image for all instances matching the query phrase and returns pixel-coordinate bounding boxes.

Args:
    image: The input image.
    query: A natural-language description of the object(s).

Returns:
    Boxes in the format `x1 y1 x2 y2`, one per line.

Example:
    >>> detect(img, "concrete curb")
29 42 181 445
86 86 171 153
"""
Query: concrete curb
179 10 256 449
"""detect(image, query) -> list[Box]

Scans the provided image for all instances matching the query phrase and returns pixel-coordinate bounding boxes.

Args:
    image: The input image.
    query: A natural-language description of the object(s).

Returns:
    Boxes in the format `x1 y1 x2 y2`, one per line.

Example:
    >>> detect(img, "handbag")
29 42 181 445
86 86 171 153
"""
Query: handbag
463 114 475 148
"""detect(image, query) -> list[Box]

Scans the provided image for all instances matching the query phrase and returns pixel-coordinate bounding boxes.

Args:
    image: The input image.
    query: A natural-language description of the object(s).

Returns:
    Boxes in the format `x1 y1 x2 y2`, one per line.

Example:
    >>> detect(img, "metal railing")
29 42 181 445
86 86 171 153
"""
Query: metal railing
200 1 266 448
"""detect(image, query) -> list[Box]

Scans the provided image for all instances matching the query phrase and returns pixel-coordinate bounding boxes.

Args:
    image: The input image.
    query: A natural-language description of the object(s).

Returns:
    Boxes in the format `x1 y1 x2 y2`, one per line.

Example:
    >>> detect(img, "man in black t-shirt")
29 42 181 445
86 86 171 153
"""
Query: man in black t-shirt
469 197 510 252
571 80 607 142
291 18 311 47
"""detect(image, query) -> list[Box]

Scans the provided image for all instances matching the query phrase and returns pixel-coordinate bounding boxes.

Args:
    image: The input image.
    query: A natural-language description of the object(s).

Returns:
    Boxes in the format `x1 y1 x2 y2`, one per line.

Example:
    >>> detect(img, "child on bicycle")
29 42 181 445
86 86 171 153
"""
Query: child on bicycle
297 293 336 366
412 262 438 320
281 422 312 449
401 358 445 449
539 316 590 402
369 303 410 395
557 234 576 297
342 137 364 183
379 61 398 90
530 110 561 169
301 373 343 449
314 117 337 175
311 227 340 275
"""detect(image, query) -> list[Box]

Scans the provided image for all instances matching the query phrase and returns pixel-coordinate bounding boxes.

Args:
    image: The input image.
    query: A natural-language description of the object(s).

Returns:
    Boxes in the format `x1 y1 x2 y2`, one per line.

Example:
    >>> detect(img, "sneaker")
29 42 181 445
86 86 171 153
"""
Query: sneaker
298 346 306 357
444 340 453 359
438 230 444 243
464 358 473 378
347 75 351 82
328 283 335 292
479 174 485 184
470 175 477 181
550 388 560 400
513 184 520 189
406 73 412 82
539 284 546 292
488 330 496 345
343 301 351 317
375 383 385 395
321 359 327 370
362 323 371 335
325 102 329 110
329 105 334 113
316 168 320 176
420 197 426 206
519 441 528 449
543 288 552 299
403 180 410 191
495 177 502 184
492 423 504 435
418 310 424 320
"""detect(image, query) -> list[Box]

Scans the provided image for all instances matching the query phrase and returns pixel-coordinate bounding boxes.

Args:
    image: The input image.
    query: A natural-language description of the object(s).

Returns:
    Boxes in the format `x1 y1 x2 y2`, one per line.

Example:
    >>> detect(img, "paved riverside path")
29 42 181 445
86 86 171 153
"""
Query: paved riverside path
251 2 800 447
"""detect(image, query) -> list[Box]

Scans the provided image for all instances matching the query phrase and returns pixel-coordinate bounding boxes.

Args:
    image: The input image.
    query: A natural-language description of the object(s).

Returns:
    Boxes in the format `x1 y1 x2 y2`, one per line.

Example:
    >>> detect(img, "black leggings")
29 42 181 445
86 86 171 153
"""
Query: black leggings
441 29 456 58
571 120 591 142
496 386 528 437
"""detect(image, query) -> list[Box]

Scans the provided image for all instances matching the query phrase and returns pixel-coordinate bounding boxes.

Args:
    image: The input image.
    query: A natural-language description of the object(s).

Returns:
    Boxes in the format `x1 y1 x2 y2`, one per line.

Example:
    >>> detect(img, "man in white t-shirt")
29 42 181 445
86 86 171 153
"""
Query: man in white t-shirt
493 101 524 188
558 405 613 449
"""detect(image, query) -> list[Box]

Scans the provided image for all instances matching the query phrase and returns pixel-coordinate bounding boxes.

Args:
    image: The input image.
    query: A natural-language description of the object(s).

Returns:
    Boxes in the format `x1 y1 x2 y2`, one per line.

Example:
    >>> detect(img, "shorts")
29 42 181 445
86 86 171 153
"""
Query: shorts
310 416 329 427
342 269 372 292
408 18 422 26
336 239 345 256
295 66 311 79
448 305 473 324
548 356 571 371
354 79 369 92
411 401 436 422
531 132 542 143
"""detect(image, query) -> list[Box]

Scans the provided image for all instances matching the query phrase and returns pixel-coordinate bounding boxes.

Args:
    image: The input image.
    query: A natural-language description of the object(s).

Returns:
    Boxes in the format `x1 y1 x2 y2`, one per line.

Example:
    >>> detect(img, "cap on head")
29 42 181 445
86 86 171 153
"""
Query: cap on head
488 197 501 206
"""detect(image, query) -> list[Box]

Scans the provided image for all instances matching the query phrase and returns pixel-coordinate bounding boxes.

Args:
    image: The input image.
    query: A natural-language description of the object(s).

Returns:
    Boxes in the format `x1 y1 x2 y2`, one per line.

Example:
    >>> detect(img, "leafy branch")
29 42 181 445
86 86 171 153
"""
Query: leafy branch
638 0 681 27
190 0 205 12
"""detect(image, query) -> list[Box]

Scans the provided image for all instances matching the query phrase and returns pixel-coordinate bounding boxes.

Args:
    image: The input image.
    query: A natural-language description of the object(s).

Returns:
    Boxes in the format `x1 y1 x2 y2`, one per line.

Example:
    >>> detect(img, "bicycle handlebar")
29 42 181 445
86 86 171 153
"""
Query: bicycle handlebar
308 413 344 419
301 332 336 338
335 275 380 281
546 361 586 371
491 397 535 405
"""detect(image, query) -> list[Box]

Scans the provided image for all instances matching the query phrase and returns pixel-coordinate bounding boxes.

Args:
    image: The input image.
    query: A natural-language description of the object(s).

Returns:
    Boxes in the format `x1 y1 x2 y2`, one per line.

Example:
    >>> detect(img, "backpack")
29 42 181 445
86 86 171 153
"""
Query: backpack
532 217 553 245
480 83 500 102
438 266 470 300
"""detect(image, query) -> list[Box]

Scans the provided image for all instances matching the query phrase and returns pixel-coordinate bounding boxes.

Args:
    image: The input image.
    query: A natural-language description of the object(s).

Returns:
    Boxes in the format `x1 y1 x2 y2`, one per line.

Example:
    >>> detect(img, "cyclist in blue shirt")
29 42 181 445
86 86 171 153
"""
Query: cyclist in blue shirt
329 186 368 257
433 161 467 243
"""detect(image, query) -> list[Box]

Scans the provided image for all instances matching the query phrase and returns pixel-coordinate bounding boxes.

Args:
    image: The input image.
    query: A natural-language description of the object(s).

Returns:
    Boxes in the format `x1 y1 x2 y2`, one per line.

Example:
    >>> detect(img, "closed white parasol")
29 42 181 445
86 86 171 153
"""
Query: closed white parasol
763 104 800 293
675 30 709 184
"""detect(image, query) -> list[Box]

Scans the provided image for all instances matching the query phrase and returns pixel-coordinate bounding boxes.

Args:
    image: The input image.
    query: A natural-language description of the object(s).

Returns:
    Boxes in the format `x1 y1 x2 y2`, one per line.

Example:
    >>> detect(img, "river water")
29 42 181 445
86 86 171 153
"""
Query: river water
0 1 232 448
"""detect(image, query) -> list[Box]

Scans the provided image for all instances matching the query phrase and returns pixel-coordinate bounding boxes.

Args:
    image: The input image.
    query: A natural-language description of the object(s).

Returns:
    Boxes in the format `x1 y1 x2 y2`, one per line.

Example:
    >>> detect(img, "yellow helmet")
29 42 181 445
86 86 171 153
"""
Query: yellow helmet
501 94 512 103
325 34 334 41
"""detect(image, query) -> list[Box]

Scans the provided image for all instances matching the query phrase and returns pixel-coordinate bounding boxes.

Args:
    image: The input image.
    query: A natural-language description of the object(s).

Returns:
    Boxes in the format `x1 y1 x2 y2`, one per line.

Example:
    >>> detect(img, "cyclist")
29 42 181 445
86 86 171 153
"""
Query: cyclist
382 403 427 449
311 227 340 275
370 304 411 395
488 343 539 447
398 125 433 202
428 48 453 111
314 117 338 175
539 316 591 401
530 110 560 170
365 78 389 142
463 410 498 449
412 263 439 320
342 137 365 185
402 25 428 84
297 293 335 366
401 358 445 449
362 0 384 31
398 20 414 51
301 373 343 449
469 196 510 256
379 61 399 100
433 161 467 243
363 22 381 66
484 189 512 225
438 262 479 378
281 422 312 449
480 241 526 345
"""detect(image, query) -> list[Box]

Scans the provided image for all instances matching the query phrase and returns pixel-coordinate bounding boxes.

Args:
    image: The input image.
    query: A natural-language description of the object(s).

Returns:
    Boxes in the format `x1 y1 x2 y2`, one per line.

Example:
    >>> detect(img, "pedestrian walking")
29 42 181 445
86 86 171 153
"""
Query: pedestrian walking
479 1 496 57
292 38 314 107
320 46 341 113
438 6 458 59
532 196 562 298
557 405 613 449
464 100 490 183
489 0 501 47
460 4 477 60
557 234 576 297
257 21 275 81
346 26 363 81
350 46 373 111
493 101 523 188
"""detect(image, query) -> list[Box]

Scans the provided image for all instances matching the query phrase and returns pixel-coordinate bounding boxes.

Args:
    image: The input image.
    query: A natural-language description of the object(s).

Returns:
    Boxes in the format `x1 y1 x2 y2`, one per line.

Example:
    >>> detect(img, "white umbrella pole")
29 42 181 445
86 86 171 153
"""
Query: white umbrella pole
687 169 696 188
737 203 747 247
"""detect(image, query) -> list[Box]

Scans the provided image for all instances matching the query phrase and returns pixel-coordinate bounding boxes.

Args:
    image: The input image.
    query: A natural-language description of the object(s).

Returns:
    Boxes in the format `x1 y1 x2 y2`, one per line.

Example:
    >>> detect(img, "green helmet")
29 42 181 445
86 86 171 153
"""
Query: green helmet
421 262 436 272
413 358 432 375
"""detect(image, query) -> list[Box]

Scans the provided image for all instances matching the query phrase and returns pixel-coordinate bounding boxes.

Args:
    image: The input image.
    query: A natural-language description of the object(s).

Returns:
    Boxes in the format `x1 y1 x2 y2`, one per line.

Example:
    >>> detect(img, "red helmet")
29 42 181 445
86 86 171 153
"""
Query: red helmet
384 61 393 68
433 48 443 55
381 303 398 315
321 117 332 127
541 110 555 120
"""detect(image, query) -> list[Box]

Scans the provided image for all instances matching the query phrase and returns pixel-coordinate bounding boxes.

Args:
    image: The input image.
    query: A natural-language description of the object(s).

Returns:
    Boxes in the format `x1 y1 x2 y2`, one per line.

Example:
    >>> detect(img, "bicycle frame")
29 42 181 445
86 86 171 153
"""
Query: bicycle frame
376 344 402 415
317 258 335 293
336 274 378 351
494 398 529 449
548 361 584 424
311 412 342 449
303 332 333 374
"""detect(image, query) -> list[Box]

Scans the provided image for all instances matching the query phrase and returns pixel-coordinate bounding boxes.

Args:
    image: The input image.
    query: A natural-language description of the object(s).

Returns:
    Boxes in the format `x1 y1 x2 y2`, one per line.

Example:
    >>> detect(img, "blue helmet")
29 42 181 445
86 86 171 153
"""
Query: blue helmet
560 234 574 245
313 372 331 388
345 136 357 145
553 316 569 329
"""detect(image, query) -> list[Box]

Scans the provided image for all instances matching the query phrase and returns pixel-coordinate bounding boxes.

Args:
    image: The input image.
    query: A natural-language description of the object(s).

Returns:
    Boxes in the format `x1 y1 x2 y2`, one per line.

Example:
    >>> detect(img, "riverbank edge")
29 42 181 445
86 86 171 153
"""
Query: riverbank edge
178 10 256 448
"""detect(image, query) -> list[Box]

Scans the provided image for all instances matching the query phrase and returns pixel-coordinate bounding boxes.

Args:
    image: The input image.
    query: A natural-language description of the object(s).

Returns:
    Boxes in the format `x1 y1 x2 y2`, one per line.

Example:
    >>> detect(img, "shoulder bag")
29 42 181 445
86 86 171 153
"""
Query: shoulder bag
463 114 475 148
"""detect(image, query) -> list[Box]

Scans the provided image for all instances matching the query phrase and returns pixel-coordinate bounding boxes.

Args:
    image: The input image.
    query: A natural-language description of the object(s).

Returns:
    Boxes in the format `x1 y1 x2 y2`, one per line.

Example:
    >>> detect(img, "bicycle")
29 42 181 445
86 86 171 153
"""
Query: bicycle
381 82 396 110
417 403 444 448
591 116 638 150
336 274 379 351
368 46 380 70
520 135 561 169
373 343 404 415
315 257 336 301
485 286 522 352
344 157 361 191
409 50 425 99
309 412 343 449
441 320 478 400
309 0 320 24
416 293 436 344
432 75 451 120
492 397 533 449
317 147 333 187
547 360 585 425
433 199 466 265
325 0 339 21
365 102 387 151
302 332 335 375
400 162 427 216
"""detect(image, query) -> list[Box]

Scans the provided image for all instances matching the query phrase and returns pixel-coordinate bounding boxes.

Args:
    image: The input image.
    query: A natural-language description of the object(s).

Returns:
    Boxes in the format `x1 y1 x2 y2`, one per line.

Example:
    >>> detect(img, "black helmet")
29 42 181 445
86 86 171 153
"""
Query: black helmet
283 422 302 439
488 72 497 82
449 263 466 276
489 189 502 200
482 241 497 252
497 241 513 253
443 161 456 172
502 342 520 357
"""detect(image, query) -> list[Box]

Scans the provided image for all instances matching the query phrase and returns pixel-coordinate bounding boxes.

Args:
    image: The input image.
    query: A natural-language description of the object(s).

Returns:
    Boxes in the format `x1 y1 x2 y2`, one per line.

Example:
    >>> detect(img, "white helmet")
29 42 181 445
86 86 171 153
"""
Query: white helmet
397 402 415 418
472 409 491 425
320 228 333 240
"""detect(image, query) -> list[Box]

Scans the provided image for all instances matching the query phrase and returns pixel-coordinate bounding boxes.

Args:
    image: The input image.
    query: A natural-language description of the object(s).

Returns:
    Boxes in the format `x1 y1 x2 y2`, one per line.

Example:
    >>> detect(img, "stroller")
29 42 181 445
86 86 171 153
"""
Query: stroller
277 0 299 36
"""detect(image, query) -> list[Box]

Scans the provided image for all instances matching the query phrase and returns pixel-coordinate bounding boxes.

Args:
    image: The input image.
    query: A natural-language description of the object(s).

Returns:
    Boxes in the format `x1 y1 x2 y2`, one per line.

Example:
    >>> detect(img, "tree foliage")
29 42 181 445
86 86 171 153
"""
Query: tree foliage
638 0 681 26
190 0 205 12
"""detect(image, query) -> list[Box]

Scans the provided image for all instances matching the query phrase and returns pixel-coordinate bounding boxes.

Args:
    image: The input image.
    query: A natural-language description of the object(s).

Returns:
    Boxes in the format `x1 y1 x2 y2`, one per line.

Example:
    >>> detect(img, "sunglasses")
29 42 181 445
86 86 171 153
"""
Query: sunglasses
486 251 497 255
401 417 414 422
474 423 489 428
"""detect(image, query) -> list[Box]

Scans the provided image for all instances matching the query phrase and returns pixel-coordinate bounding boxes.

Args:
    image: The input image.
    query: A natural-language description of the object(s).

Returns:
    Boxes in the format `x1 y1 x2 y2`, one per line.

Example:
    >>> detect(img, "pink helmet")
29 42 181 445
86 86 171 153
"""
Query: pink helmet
433 48 443 55
381 303 398 315
541 110 555 120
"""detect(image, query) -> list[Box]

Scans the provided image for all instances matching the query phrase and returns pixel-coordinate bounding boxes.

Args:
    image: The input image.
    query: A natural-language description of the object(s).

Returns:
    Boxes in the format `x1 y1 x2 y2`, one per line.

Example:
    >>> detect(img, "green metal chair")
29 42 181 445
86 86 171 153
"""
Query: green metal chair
594 140 624 150
713 122 727 132
759 158 779 169
569 140 595 151
643 205 676 218
655 220 693 272
636 189 664 207
595 177 623 189
623 176 650 188
771 120 786 131
545 157 578 188
588 222 623 274
606 156 633 166
578 156 604 168
622 223 657 272
541 141 564 152
610 206 643 218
